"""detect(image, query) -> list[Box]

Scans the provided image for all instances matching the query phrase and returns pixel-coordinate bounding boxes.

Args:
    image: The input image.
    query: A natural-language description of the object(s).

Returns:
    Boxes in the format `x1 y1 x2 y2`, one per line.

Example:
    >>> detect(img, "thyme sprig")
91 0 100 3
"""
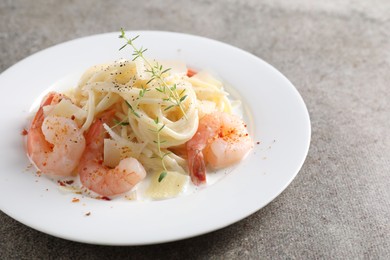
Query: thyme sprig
150 117 171 182
138 85 150 98
119 29 188 119
125 100 140 118
123 86 150 119
113 119 129 127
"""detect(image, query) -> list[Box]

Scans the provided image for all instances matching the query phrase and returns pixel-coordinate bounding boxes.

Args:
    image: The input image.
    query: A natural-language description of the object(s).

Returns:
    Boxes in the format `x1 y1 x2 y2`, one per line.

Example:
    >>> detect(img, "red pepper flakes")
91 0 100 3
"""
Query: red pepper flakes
99 196 111 201
187 69 196 77
256 141 260 145
71 115 75 120
64 180 74 185
21 129 28 136
72 198 80 203
58 180 66 186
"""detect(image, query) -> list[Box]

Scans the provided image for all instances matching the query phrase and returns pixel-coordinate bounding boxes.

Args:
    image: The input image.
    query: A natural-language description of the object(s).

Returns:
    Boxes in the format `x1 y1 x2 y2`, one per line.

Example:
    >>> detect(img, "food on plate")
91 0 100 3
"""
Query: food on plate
25 31 253 199
27 92 86 176
186 111 252 185
78 110 147 196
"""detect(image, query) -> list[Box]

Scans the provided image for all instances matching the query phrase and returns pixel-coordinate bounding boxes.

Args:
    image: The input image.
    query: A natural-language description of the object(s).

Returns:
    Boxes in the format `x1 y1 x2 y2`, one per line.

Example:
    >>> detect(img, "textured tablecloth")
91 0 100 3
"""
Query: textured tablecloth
1 0 389 258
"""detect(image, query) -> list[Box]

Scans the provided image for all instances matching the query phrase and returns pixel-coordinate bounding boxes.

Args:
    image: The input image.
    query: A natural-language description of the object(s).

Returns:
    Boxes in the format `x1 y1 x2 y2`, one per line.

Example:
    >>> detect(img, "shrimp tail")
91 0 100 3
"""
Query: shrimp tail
188 148 206 185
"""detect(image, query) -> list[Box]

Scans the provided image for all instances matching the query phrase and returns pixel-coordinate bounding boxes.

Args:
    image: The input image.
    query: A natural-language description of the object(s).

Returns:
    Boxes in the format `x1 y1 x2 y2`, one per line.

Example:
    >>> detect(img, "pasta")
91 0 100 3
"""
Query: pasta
27 33 252 199
70 58 232 178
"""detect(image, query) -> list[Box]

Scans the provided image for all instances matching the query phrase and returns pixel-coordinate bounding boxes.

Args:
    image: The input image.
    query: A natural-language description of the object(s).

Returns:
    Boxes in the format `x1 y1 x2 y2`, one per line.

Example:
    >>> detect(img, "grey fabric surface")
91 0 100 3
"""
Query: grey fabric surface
1 0 389 259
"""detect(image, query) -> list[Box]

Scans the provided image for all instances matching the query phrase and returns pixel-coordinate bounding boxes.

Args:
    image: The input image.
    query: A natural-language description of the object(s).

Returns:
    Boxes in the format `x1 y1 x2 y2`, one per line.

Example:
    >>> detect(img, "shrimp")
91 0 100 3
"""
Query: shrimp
78 111 146 197
186 111 252 185
27 92 86 176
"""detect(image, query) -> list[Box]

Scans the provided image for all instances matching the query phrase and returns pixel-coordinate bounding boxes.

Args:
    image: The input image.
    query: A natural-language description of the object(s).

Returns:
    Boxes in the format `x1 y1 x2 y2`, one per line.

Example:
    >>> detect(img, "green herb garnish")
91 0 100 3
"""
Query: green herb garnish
149 116 172 183
113 119 129 126
158 171 167 182
119 28 188 119
125 100 140 118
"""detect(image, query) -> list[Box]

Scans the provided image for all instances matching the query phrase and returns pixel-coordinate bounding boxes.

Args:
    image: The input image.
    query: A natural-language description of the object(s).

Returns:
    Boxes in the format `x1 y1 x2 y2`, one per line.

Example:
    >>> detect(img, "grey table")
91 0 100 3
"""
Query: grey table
1 1 389 259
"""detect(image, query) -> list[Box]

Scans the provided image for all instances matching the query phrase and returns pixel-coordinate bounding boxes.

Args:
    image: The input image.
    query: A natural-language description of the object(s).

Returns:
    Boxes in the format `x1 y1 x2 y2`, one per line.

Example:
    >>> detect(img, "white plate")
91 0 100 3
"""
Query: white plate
0 31 310 245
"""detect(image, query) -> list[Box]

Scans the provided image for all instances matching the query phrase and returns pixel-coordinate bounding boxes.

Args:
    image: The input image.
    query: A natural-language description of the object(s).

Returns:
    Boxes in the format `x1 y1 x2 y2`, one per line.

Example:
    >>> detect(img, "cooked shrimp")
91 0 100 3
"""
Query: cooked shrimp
186 111 252 185
79 111 146 196
27 92 86 176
